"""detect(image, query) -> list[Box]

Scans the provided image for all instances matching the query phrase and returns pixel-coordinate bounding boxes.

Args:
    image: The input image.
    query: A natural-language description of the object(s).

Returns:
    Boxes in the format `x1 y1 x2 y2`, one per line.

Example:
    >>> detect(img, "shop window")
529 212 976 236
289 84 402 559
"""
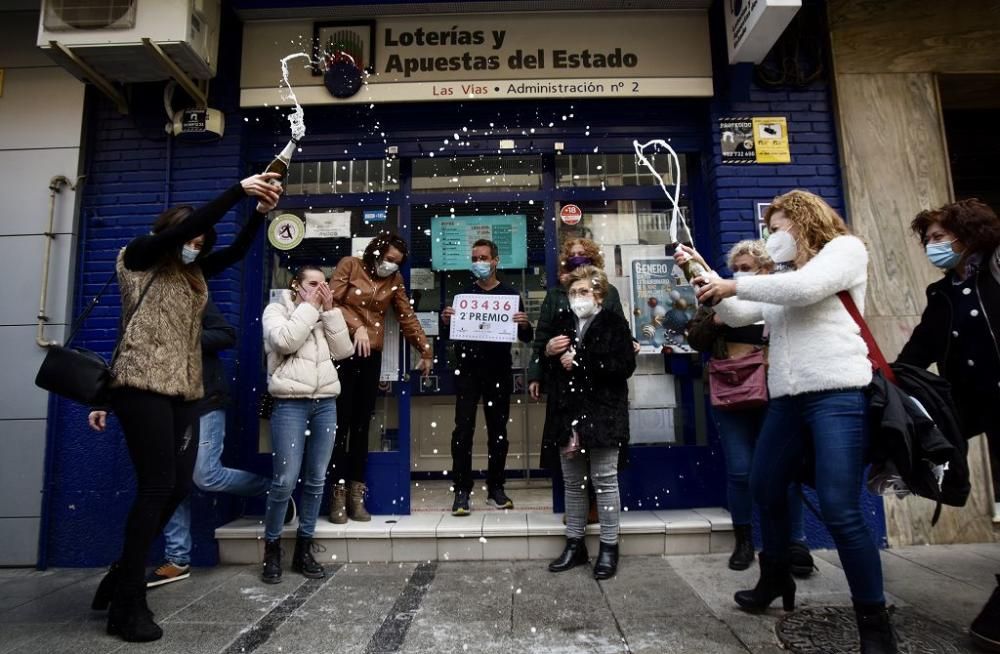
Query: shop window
284 159 400 195
555 198 701 447
412 155 543 192
555 153 685 189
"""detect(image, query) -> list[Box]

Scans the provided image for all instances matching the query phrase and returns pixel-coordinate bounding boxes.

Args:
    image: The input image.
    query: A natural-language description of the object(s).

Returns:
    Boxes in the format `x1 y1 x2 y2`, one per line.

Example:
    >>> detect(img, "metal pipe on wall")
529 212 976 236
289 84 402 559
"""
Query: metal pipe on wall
36 175 78 348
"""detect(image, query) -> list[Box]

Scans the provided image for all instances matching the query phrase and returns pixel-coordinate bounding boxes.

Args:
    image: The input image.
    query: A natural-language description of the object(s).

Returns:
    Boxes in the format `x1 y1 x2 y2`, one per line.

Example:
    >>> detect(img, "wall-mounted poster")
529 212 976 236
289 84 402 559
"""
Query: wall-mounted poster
430 214 528 270
630 258 697 354
719 116 790 164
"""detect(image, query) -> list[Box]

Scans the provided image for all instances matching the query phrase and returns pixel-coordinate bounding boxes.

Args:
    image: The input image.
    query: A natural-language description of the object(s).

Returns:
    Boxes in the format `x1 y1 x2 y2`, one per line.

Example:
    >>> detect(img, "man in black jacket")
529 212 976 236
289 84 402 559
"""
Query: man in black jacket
441 239 533 515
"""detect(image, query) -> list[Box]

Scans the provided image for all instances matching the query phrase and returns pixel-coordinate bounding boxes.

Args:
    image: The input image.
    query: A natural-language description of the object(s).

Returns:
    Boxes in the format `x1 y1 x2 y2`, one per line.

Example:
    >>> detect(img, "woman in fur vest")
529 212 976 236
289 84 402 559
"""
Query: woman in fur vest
691 189 896 654
88 174 281 643
260 266 354 584
543 265 636 580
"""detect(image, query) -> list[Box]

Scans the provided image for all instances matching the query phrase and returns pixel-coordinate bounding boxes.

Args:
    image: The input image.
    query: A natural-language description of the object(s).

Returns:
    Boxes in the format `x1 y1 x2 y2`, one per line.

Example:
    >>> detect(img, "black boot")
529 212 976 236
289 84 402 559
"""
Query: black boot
107 582 162 642
729 525 755 571
291 535 326 579
548 538 589 573
593 542 619 580
734 554 796 612
971 574 1000 651
789 541 815 578
854 601 899 654
91 561 120 610
261 538 282 584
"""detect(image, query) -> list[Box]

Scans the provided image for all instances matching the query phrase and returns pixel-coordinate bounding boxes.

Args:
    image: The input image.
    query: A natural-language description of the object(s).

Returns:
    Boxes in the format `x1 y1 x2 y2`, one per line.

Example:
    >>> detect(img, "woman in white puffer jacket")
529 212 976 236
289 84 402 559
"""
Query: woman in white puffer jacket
259 265 353 585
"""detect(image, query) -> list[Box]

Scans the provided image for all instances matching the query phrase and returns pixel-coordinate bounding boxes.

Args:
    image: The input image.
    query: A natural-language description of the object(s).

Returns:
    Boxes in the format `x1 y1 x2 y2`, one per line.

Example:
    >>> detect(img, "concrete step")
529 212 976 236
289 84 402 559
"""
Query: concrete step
215 507 735 564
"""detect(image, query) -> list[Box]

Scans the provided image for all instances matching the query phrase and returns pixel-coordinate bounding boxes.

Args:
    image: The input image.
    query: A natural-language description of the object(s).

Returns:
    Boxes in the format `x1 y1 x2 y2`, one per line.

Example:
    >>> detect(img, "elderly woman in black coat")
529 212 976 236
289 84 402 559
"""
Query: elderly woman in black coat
543 265 636 580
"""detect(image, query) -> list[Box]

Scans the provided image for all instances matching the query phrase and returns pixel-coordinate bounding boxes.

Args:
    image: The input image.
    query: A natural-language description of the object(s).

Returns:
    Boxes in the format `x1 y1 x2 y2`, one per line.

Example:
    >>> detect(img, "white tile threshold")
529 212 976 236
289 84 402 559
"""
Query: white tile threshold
215 508 734 564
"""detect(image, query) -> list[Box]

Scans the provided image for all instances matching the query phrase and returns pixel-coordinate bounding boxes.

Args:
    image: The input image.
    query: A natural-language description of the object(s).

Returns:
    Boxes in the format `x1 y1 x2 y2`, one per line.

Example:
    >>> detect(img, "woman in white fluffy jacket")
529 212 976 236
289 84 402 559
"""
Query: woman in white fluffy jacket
259 266 354 585
688 190 896 654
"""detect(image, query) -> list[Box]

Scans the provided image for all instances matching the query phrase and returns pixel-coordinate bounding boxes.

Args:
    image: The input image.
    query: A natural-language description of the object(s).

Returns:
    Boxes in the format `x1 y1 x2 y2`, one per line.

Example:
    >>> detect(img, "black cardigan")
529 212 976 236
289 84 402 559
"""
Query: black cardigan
897 267 1000 436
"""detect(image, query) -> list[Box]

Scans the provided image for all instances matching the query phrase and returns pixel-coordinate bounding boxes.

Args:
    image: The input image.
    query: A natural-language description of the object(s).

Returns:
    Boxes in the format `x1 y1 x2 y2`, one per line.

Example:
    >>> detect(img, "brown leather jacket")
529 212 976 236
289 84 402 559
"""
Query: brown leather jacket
329 256 432 360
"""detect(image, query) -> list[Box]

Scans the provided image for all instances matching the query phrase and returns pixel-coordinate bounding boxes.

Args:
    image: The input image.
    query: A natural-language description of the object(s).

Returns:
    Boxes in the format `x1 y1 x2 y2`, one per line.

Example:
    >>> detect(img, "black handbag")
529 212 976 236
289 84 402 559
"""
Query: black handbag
35 267 159 406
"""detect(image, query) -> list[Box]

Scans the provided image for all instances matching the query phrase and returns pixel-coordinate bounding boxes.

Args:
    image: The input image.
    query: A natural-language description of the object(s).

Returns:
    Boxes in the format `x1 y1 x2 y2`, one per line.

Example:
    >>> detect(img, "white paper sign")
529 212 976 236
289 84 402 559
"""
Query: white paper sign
449 293 519 343
410 267 436 290
305 211 352 239
416 311 440 337
351 237 373 259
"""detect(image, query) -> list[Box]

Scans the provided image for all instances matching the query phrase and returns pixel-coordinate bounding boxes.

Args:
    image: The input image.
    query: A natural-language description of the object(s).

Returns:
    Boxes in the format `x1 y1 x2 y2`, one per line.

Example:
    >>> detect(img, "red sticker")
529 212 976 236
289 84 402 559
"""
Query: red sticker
560 204 583 225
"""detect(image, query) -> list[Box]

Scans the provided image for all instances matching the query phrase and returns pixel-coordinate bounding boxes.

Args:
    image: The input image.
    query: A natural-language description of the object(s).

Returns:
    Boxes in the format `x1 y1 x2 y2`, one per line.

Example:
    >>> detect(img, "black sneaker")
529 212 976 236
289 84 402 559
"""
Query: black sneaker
452 490 471 516
284 497 297 525
487 487 514 510
145 561 190 588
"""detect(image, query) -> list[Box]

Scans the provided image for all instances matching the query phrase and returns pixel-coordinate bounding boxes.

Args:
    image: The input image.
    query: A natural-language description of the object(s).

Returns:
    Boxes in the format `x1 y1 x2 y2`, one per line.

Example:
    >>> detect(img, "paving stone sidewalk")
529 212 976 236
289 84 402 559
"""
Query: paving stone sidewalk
1 544 997 654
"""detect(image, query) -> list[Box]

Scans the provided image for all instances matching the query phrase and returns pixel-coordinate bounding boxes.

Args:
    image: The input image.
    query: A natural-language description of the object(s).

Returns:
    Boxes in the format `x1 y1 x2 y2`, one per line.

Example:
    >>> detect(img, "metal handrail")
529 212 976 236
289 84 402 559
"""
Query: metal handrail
36 175 81 348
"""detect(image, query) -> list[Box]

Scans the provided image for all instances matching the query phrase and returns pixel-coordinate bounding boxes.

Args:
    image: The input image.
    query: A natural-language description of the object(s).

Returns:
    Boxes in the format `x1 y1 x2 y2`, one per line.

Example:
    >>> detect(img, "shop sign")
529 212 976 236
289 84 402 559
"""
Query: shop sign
559 204 583 225
268 214 305 250
449 293 520 343
719 116 790 164
241 11 713 106
181 109 206 132
725 0 801 64
430 214 528 270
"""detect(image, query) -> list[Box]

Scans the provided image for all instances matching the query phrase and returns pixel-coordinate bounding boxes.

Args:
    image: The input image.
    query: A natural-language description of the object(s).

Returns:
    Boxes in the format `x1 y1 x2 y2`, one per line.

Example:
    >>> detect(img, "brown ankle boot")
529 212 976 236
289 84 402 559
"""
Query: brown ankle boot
348 481 371 522
329 482 348 524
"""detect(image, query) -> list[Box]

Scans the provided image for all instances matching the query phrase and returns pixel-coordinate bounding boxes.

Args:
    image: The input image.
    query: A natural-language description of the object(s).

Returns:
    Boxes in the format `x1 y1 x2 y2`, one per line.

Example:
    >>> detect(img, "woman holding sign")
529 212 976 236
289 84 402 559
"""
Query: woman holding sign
544 265 636 580
328 232 433 523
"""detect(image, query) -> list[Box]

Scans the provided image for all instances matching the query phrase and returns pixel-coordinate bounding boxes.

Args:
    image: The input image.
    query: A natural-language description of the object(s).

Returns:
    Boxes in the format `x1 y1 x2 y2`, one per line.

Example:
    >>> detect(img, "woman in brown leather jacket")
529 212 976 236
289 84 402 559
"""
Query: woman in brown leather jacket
327 232 433 522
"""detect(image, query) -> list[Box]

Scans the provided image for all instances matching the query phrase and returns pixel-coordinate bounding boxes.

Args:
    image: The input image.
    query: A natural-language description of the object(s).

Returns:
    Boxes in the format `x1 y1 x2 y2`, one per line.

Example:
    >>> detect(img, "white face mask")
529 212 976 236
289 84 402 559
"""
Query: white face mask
732 271 755 279
375 260 399 278
181 245 199 265
570 297 597 318
765 231 797 264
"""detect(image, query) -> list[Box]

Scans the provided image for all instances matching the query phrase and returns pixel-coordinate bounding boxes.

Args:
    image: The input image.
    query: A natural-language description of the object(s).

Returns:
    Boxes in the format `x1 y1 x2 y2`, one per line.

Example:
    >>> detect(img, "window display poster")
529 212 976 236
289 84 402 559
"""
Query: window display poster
630 258 696 354
430 214 528 270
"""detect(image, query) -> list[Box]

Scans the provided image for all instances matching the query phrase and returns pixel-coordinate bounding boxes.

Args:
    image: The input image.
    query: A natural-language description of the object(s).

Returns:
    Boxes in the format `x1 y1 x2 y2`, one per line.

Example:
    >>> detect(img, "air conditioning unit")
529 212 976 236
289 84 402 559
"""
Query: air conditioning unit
37 0 221 83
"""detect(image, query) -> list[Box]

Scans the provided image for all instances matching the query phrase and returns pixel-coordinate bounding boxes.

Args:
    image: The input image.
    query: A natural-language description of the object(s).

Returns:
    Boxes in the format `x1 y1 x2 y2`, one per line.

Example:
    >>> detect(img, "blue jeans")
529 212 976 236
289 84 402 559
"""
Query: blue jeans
713 406 806 542
264 398 337 541
752 389 884 604
163 409 271 565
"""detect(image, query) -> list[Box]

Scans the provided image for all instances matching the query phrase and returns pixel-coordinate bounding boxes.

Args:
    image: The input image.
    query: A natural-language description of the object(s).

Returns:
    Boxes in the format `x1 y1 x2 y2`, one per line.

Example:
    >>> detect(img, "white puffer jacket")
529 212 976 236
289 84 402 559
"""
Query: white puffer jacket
714 235 872 399
263 290 355 399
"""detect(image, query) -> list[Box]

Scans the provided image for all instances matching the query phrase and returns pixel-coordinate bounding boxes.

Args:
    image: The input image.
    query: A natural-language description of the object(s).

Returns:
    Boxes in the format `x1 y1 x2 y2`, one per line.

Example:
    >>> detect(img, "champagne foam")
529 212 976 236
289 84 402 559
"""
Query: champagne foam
280 53 311 141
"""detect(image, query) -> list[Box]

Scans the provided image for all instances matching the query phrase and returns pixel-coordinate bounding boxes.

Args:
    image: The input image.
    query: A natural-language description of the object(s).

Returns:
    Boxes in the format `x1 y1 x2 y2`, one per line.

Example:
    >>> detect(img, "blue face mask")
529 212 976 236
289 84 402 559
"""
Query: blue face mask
181 245 199 265
926 241 961 270
471 261 493 280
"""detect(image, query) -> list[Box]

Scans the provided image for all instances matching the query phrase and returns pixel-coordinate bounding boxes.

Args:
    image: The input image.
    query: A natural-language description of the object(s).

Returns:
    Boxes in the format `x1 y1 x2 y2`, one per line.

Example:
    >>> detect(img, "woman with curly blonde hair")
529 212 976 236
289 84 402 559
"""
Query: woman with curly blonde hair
686 189 897 653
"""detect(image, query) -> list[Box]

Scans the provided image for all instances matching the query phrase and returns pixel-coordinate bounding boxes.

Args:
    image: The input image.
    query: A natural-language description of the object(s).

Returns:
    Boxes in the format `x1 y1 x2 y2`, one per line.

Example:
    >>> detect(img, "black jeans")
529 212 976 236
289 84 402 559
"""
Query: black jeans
110 387 200 591
450 369 513 493
331 352 382 483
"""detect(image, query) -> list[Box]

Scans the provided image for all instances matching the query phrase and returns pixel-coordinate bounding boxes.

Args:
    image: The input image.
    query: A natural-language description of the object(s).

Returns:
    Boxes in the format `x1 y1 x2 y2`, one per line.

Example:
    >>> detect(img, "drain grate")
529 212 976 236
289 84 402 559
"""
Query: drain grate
776 606 974 654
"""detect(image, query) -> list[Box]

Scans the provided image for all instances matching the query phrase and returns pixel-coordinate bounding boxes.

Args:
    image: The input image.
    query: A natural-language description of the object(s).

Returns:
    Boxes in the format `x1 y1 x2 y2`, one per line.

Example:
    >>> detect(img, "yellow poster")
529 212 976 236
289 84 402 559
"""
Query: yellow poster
752 117 790 163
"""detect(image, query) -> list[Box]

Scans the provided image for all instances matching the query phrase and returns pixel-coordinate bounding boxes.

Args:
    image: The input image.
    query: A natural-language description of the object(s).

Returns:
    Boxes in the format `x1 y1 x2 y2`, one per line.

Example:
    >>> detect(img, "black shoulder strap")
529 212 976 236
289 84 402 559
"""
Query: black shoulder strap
64 270 117 346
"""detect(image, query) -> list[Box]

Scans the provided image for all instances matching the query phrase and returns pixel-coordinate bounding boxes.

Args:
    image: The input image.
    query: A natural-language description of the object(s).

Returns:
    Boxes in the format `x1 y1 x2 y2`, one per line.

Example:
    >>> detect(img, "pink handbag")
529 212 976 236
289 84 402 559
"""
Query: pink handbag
708 348 768 411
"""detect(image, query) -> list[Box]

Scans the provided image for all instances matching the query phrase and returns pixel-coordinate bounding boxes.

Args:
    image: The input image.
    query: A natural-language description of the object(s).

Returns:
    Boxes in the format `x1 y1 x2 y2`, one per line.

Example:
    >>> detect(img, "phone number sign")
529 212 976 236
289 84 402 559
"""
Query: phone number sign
449 294 520 343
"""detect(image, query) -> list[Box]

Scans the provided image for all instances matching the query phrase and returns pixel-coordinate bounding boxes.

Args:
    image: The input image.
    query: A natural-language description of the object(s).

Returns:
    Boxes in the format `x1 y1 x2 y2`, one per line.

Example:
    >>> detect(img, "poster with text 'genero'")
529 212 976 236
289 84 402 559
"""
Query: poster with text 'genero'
630 258 696 354
430 215 528 270
449 294 520 343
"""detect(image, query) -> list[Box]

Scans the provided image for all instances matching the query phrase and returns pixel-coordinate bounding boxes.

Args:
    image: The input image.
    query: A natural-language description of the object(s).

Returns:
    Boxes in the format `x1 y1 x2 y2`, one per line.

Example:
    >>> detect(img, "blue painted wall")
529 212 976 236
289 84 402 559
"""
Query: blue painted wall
41 0 885 566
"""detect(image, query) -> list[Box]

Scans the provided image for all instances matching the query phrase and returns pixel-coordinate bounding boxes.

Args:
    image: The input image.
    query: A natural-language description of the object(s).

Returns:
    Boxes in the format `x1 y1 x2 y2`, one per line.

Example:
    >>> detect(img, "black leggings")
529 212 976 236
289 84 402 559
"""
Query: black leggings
331 352 382 483
111 387 200 591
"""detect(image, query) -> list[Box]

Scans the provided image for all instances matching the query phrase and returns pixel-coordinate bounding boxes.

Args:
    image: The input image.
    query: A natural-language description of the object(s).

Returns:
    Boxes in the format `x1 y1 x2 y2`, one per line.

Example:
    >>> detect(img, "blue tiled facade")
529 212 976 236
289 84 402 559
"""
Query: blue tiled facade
41 0 886 566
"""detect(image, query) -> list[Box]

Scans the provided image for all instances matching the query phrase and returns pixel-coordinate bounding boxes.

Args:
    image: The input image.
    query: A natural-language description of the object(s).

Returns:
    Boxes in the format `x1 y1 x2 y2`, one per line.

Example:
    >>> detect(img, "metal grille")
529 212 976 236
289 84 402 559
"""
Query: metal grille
43 0 137 30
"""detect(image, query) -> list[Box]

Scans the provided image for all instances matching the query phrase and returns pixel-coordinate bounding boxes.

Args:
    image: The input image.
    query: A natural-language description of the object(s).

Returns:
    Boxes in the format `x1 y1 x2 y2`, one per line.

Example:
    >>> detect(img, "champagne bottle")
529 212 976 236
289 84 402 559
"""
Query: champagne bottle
673 220 717 306
265 138 298 187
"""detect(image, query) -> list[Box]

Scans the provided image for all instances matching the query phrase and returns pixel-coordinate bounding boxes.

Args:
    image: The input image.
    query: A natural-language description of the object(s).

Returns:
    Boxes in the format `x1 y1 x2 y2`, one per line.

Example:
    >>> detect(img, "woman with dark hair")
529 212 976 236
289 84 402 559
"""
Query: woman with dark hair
260 265 354 584
327 232 433 522
89 174 281 642
896 198 1000 651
